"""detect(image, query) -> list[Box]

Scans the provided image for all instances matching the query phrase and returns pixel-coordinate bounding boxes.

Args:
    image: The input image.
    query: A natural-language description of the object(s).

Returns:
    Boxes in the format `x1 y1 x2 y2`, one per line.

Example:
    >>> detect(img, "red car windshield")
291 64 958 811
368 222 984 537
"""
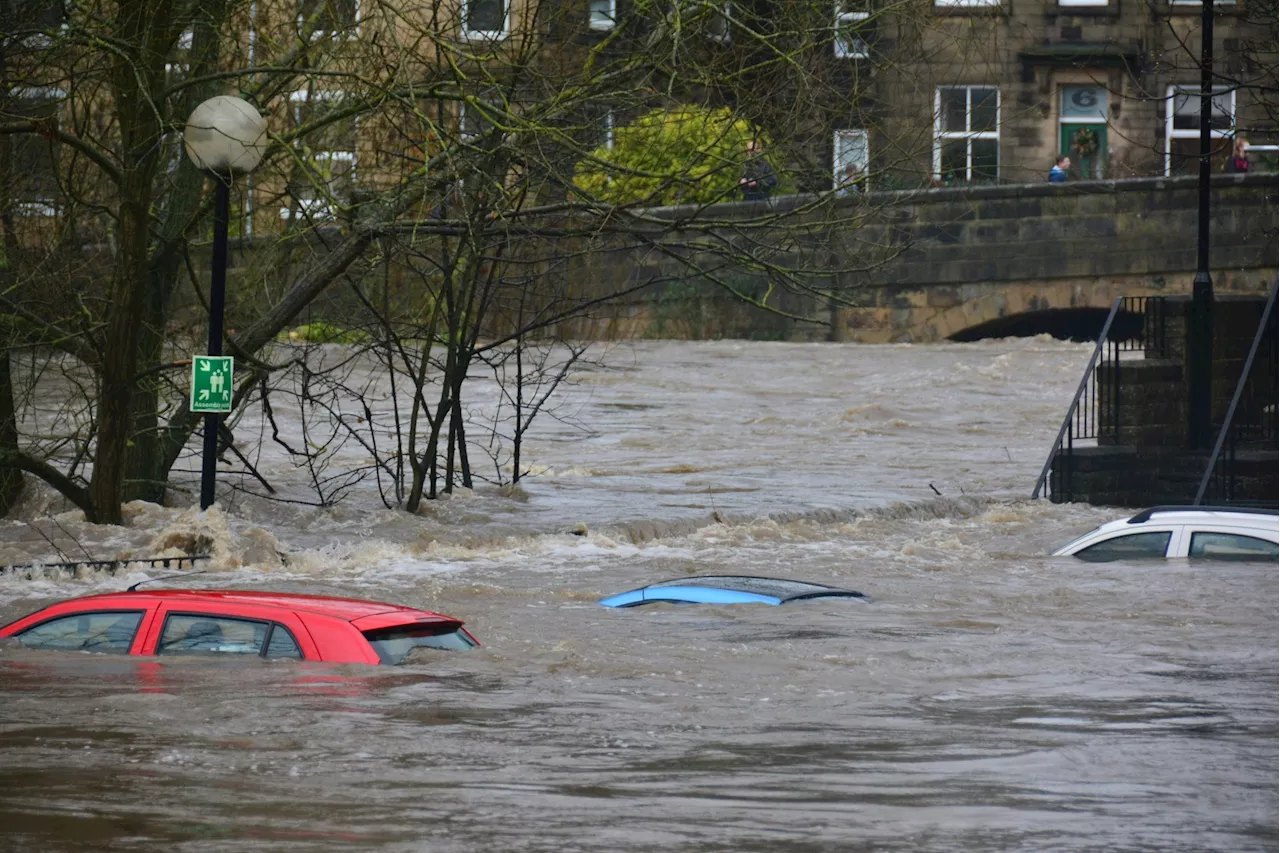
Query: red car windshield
362 624 477 665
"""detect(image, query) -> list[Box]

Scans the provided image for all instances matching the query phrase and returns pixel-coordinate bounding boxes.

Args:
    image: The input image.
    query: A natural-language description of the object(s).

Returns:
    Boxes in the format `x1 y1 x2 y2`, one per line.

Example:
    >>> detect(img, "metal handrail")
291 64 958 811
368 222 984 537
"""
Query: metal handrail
1193 281 1278 505
0 554 210 576
1031 296 1126 499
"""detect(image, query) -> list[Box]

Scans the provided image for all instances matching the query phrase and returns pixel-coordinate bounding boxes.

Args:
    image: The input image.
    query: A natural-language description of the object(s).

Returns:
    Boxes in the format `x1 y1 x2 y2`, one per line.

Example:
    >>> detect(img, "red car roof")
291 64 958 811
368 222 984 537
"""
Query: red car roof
57 589 449 623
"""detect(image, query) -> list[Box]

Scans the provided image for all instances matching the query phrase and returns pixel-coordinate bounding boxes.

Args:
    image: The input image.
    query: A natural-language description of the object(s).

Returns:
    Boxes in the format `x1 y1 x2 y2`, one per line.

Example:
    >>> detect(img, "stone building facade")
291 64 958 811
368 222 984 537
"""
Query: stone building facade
1 0 1274 227
857 0 1277 187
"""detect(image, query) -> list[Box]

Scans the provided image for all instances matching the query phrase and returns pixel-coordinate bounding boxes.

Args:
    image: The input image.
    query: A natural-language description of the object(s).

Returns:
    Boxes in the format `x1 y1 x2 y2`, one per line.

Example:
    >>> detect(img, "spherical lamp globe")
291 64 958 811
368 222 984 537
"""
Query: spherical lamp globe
183 96 267 176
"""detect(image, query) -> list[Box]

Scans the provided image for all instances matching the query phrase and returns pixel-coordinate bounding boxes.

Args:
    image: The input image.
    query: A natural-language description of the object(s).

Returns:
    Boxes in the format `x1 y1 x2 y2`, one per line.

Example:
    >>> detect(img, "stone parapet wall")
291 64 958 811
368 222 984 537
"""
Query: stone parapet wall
196 173 1277 344
572 172 1277 343
1096 360 1185 448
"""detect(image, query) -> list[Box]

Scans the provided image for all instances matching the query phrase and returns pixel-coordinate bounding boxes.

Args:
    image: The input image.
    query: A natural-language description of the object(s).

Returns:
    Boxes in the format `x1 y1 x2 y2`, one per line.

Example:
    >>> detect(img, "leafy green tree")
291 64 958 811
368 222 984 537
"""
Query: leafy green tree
574 106 769 206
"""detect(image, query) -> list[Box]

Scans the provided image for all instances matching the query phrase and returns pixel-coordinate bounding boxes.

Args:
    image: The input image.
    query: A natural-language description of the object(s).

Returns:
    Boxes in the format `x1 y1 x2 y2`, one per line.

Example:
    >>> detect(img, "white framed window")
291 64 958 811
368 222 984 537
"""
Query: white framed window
1165 84 1235 176
243 182 255 237
834 1 869 58
9 86 64 215
833 129 868 192
462 0 508 40
933 85 999 183
299 0 359 38
282 90 357 221
934 0 999 8
1058 0 1106 8
595 109 615 150
589 0 615 30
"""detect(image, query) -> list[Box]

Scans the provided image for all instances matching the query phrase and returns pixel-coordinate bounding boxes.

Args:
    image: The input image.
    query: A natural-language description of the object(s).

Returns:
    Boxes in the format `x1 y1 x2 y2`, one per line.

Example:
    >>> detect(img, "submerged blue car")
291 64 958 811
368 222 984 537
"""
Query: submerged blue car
599 575 867 608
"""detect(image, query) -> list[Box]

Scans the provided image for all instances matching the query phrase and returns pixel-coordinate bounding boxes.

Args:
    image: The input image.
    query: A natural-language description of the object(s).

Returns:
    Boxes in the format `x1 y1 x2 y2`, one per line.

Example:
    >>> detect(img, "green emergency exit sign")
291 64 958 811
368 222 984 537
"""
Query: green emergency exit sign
191 356 233 413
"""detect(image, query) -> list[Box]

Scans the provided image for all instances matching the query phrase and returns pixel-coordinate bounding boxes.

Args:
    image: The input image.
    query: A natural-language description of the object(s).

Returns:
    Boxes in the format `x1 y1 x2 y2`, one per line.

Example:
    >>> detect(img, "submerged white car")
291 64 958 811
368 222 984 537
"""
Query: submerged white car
1054 506 1279 562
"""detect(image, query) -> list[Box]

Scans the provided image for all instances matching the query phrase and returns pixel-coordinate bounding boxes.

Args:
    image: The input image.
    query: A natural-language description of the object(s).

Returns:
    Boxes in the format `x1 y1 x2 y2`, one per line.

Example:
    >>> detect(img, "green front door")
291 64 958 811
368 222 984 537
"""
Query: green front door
1060 124 1107 180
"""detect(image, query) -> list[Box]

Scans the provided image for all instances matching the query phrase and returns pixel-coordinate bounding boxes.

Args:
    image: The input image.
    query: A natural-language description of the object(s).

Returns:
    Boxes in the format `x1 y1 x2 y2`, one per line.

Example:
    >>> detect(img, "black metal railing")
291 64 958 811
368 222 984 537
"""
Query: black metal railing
1032 296 1165 501
0 554 210 579
1194 283 1279 507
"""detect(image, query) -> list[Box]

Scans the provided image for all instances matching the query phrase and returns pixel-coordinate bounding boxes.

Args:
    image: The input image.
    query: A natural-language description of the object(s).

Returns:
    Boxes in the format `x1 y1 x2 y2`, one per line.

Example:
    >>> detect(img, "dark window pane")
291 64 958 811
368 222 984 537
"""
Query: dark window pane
1172 90 1233 131
461 102 495 140
1076 531 1172 562
1189 532 1278 560
8 94 60 201
265 625 304 659
971 88 998 132
467 0 505 33
1 0 64 33
1209 93 1232 129
299 0 357 32
158 614 270 656
17 611 143 654
1168 137 1231 176
589 108 613 151
940 139 967 182
971 138 999 181
941 88 967 133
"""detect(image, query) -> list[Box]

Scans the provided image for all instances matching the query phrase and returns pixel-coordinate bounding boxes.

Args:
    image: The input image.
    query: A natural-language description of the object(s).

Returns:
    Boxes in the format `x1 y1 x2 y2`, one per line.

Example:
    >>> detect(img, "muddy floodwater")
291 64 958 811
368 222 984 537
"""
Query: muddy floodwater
0 339 1276 852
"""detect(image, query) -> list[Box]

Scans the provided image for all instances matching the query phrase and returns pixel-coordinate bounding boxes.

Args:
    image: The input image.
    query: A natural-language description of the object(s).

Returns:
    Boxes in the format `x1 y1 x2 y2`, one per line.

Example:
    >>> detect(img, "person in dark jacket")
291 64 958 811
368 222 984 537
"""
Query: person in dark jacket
1226 136 1250 173
739 141 777 201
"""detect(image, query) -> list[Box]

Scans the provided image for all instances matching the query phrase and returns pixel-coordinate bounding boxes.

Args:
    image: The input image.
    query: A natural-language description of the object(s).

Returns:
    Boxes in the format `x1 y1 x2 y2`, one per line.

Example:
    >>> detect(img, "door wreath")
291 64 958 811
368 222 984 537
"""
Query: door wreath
1071 127 1099 157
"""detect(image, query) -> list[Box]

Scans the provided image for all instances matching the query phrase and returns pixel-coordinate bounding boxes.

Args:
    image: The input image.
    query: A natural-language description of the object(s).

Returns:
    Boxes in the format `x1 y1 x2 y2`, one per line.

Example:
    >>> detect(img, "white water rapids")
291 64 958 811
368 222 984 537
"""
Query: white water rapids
0 338 1275 852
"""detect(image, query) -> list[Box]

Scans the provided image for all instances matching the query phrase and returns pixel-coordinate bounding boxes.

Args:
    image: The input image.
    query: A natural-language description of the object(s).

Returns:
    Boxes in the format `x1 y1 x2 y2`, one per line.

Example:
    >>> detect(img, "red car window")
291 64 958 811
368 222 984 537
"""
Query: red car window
138 603 318 660
13 610 145 655
362 623 479 665
264 624 303 659
157 613 272 656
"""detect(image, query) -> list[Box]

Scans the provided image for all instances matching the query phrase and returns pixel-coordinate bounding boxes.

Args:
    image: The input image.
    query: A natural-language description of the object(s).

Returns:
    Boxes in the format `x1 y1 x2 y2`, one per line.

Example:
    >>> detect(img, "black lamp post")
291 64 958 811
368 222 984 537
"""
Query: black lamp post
1188 0 1215 449
182 96 266 510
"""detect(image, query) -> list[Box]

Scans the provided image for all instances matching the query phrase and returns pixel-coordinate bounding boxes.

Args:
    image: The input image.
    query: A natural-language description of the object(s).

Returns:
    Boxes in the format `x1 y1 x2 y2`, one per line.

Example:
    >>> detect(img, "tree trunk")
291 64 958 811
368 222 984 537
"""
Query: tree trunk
0 21 24 514
0 353 22 515
92 173 155 523
91 1 168 524
123 0 227 506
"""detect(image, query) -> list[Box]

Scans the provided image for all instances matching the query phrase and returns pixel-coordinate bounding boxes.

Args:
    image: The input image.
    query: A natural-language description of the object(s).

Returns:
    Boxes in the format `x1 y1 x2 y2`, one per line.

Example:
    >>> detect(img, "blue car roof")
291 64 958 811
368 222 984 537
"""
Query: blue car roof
599 575 867 608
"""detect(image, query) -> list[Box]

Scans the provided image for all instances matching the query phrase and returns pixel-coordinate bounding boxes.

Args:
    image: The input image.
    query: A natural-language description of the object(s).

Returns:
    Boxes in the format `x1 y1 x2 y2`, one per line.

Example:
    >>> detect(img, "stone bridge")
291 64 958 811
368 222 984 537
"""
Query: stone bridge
578 172 1278 343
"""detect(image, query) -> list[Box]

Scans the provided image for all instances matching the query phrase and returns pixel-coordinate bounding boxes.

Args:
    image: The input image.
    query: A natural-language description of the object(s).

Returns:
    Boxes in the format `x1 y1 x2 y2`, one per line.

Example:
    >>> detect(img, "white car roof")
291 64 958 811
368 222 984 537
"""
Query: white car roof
1055 506 1279 555
1120 506 1278 530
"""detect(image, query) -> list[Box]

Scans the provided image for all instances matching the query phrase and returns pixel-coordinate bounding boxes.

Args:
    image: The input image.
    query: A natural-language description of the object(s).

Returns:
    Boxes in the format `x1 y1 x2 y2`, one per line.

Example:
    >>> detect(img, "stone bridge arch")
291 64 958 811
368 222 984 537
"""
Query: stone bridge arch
826 172 1275 343
837 275 1200 343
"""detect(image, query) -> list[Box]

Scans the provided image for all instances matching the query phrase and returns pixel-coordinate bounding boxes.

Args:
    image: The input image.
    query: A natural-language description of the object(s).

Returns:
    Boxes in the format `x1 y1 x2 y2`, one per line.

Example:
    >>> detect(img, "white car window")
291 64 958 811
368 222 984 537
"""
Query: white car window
1188 531 1279 561
1075 531 1172 562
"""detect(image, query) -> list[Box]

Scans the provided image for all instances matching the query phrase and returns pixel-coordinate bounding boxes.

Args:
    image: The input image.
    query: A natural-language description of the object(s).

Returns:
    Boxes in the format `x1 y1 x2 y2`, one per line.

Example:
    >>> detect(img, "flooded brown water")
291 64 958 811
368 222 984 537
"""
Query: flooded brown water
1 339 1276 852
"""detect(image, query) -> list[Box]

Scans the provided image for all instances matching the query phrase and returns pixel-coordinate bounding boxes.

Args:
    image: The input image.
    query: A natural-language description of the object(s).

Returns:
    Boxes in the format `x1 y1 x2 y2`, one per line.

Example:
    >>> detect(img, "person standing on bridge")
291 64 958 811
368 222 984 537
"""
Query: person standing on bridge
1226 135 1250 173
1048 155 1070 183
740 140 778 201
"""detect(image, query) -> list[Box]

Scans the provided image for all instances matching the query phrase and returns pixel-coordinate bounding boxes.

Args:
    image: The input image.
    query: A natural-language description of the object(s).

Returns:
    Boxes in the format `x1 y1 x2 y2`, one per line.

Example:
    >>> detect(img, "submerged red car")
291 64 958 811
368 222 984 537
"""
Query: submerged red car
0 589 478 665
